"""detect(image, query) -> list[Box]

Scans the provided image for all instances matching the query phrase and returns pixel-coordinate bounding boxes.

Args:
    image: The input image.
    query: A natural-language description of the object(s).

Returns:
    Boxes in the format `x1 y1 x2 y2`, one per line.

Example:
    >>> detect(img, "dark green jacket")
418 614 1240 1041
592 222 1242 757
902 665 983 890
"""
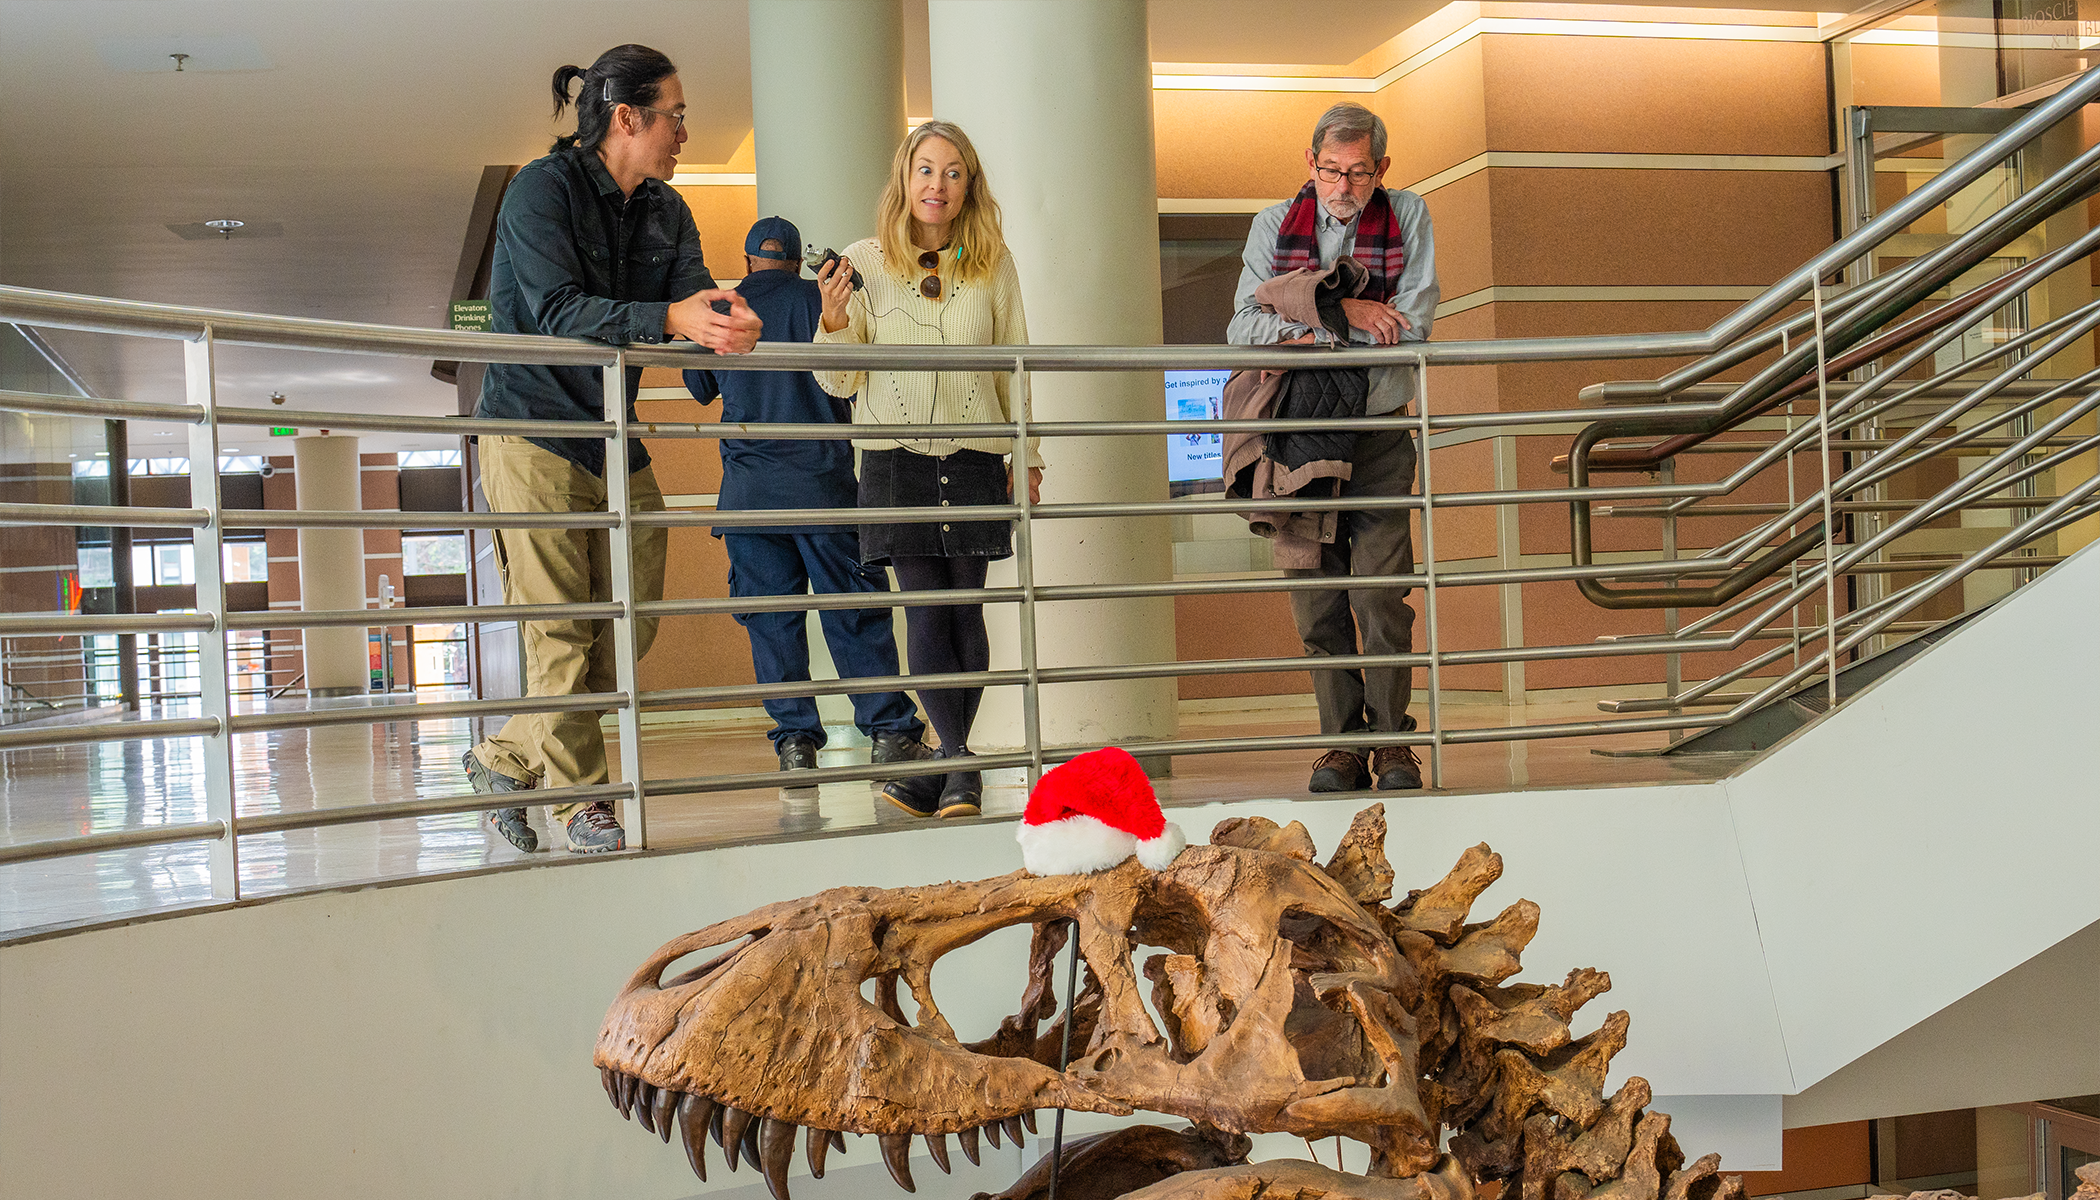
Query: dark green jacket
475 148 716 476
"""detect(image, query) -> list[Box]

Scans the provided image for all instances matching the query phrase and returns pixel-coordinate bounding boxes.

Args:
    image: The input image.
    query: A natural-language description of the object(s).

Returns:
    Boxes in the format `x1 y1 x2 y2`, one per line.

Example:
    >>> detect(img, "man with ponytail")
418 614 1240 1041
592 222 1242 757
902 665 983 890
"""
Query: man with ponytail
466 44 761 854
1227 101 1439 796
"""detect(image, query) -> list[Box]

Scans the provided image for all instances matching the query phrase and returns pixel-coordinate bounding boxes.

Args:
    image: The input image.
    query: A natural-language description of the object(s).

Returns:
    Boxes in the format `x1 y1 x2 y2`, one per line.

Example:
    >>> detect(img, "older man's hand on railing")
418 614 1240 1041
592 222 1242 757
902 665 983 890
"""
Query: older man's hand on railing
667 288 763 354
1342 298 1410 345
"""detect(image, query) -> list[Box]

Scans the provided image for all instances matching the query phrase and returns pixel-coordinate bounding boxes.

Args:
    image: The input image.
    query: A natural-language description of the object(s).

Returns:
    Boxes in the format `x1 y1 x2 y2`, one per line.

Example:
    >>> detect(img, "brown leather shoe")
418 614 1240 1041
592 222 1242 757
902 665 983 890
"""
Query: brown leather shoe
1370 745 1423 791
1308 749 1370 793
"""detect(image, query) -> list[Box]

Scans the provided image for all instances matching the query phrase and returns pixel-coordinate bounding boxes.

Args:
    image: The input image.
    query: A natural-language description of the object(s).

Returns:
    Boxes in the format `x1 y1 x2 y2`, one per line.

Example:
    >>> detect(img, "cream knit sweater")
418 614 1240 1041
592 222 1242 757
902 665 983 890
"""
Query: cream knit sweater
813 238 1044 468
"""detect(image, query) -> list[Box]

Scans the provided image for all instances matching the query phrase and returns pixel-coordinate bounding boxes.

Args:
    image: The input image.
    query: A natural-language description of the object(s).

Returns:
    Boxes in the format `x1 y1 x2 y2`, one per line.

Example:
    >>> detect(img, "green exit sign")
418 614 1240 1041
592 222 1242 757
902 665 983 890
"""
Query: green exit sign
270 427 297 437
450 300 492 332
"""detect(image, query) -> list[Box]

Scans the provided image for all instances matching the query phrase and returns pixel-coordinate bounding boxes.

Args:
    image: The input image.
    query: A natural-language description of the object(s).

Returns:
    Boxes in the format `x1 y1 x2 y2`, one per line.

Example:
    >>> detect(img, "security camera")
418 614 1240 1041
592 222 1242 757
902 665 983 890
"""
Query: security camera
259 462 277 478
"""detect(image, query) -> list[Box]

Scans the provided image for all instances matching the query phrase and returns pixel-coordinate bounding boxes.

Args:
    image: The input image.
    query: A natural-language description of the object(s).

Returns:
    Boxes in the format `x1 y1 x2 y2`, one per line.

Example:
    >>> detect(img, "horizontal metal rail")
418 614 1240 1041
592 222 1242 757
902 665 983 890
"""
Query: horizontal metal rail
236 784 631 836
0 716 220 753
0 821 227 868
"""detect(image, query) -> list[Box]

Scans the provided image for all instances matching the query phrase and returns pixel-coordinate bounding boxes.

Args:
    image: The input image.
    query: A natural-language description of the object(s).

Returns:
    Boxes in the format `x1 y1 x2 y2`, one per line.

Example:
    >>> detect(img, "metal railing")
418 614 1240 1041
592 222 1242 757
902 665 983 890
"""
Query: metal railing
2 66 2097 893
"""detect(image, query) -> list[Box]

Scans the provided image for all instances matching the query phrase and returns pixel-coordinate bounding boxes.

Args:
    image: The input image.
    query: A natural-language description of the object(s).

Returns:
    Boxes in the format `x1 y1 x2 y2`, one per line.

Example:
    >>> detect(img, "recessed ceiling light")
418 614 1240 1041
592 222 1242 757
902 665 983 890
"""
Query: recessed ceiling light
205 219 244 239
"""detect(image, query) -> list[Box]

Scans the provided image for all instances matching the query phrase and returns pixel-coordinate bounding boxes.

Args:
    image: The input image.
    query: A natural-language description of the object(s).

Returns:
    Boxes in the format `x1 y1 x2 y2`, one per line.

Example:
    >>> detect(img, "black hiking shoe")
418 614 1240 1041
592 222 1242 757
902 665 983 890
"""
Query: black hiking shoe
464 750 536 852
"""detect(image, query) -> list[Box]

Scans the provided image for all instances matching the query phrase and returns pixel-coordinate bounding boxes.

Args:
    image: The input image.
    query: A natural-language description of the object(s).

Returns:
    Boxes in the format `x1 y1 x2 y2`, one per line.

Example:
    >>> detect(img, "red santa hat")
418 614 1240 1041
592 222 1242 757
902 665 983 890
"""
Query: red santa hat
1015 746 1187 877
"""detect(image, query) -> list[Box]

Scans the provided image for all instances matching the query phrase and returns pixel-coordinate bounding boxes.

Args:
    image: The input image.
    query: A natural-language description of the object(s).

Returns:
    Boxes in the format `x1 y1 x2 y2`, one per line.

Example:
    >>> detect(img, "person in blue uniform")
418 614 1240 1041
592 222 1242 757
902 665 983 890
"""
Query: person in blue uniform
684 217 933 775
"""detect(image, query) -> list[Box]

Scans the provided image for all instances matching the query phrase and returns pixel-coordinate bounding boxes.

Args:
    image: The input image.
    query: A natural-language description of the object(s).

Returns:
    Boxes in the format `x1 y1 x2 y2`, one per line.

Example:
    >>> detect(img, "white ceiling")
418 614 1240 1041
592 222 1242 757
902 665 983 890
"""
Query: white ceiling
1 0 1852 452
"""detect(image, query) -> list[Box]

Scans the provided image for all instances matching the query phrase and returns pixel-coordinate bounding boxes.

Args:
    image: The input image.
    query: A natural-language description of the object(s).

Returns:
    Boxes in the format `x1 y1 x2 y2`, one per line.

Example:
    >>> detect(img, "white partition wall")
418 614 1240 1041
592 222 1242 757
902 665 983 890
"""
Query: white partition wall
4 549 2096 1199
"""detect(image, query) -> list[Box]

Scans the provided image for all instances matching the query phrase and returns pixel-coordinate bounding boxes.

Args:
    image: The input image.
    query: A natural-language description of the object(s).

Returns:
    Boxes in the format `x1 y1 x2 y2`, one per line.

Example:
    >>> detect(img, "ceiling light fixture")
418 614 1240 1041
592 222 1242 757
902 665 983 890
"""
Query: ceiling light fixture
170 53 190 72
204 218 244 239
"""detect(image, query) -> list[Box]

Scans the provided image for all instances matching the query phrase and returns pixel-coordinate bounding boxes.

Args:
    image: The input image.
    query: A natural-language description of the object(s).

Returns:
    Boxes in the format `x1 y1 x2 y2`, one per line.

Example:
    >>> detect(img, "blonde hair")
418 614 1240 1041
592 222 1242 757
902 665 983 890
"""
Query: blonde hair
876 120 1006 286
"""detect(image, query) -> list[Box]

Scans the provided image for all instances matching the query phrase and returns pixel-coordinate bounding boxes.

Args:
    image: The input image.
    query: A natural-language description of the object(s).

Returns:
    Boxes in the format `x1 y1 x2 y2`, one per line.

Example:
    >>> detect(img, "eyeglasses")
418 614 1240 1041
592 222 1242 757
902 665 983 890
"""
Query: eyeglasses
918 249 943 300
633 105 687 131
1313 166 1380 185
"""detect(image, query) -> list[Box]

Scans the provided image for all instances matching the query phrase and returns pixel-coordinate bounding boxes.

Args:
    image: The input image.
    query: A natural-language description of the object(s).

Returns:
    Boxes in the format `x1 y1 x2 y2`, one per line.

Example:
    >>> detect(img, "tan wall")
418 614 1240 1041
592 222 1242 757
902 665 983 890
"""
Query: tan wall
673 184 761 281
1479 36 1827 156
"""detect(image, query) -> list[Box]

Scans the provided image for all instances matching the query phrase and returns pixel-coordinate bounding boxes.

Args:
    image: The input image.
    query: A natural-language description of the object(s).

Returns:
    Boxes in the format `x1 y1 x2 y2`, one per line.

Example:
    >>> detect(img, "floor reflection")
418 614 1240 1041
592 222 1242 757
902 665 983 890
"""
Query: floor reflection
0 693 1741 938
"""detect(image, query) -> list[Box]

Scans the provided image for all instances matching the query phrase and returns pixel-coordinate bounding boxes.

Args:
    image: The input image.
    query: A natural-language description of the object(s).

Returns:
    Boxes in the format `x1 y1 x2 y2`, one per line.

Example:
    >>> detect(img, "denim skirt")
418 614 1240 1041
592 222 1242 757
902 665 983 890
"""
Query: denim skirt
858 447 1013 564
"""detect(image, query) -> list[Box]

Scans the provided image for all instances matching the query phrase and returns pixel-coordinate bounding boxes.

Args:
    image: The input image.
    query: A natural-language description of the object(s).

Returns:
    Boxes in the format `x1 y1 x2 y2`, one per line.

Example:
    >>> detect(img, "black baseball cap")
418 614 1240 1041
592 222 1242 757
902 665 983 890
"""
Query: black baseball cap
744 215 802 261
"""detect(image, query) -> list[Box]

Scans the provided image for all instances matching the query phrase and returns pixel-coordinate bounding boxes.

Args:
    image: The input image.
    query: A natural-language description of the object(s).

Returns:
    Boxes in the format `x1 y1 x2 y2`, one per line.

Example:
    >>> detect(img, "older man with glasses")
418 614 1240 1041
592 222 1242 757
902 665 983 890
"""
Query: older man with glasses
1227 101 1440 794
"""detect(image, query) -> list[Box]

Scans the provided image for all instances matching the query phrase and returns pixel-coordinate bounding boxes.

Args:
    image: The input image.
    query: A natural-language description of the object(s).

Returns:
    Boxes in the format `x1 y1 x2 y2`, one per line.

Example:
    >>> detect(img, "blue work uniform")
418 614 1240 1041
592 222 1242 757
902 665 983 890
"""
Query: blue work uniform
685 269 922 748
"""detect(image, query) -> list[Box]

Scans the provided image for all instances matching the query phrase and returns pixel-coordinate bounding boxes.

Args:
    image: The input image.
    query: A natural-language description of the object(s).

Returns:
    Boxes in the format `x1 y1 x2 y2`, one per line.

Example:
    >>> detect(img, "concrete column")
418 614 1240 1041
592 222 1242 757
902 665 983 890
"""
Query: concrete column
748 0 906 256
749 0 907 727
929 0 1179 753
292 434 367 695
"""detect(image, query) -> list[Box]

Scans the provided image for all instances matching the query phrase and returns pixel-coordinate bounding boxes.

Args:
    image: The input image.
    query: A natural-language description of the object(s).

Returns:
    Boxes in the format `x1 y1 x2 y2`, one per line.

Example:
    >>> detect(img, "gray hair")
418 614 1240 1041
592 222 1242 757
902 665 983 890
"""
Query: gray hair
1311 102 1387 161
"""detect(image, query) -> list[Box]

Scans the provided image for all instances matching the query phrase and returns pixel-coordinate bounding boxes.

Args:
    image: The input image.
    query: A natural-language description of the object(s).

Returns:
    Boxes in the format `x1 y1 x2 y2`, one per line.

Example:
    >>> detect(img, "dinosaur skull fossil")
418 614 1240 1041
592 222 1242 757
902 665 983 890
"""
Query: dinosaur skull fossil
596 806 1750 1200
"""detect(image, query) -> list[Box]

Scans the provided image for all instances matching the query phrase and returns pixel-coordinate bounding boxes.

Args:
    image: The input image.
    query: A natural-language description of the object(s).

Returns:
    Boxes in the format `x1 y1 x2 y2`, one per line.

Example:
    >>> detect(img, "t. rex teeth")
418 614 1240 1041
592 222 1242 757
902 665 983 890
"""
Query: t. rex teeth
806 1124 831 1180
984 1120 1003 1149
634 1081 661 1136
878 1132 917 1193
760 1117 797 1200
720 1108 755 1173
829 1129 847 1153
678 1094 717 1182
1001 1115 1026 1145
651 1087 679 1144
926 1132 952 1174
740 1110 764 1170
957 1125 981 1166
709 1099 728 1148
615 1072 638 1120
1020 1110 1038 1135
600 1068 621 1113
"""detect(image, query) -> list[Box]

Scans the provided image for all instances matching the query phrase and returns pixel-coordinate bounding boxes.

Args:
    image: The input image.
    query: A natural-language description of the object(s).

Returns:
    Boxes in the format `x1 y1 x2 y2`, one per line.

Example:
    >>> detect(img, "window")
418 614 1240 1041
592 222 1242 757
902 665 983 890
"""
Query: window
398 449 462 468
217 455 263 474
411 622 470 688
401 533 467 576
71 458 111 478
76 546 113 589
223 543 269 583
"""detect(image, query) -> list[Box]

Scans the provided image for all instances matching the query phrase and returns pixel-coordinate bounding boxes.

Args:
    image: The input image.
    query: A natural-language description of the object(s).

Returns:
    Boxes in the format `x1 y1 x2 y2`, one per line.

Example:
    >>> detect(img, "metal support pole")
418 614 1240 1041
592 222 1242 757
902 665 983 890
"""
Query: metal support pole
1047 918 1082 1200
183 332 238 899
106 418 139 710
604 353 646 847
1782 331 1803 667
1811 279 1842 710
1415 357 1444 787
1660 458 1681 740
1492 433 1525 704
1013 358 1043 790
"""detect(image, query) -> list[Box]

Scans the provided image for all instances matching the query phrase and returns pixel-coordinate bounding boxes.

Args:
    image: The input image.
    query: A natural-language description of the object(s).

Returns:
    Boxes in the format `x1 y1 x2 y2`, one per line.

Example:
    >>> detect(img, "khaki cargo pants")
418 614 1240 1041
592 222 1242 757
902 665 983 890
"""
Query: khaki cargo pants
471 436 667 821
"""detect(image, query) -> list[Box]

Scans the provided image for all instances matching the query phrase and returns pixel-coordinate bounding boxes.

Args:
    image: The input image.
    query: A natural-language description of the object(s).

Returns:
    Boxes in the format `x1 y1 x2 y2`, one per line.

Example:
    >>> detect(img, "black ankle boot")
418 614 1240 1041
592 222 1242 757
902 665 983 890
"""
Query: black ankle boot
937 749 981 818
879 754 946 818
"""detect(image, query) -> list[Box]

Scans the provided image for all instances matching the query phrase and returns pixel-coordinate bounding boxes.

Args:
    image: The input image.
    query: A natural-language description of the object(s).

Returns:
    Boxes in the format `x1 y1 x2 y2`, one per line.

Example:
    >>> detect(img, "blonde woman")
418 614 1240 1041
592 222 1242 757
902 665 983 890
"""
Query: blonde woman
814 120 1042 821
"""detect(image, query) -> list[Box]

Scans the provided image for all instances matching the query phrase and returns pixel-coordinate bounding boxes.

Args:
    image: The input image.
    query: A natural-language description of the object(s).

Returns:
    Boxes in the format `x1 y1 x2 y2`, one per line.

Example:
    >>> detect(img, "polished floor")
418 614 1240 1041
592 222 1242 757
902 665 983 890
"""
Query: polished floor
0 691 1742 940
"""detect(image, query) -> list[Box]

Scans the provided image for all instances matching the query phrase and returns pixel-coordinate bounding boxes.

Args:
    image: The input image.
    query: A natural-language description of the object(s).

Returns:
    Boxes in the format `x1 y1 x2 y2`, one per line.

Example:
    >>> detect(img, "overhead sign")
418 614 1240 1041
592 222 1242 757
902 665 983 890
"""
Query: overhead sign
449 300 492 332
269 427 297 437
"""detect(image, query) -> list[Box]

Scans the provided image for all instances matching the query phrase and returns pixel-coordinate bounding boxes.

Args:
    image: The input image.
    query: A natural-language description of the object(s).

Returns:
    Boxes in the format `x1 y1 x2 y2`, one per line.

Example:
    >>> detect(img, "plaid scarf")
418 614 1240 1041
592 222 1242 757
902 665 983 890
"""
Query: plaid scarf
1271 180 1405 304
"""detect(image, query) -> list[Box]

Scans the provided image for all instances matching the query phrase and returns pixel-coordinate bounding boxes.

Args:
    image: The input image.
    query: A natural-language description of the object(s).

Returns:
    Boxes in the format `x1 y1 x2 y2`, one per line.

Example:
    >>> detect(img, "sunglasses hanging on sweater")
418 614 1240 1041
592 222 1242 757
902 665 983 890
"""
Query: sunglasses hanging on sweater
919 248 949 299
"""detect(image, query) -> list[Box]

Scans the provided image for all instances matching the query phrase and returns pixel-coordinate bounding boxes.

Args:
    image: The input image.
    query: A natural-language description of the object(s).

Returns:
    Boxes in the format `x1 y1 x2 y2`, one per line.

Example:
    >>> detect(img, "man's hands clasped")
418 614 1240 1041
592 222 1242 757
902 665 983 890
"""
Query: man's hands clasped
667 288 763 354
1341 298 1410 345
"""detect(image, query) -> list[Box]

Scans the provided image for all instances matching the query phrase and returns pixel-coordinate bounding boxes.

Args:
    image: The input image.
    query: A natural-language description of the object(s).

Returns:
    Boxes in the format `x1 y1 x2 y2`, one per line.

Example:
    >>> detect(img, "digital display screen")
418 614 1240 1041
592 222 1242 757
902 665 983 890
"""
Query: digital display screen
1164 369 1229 483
